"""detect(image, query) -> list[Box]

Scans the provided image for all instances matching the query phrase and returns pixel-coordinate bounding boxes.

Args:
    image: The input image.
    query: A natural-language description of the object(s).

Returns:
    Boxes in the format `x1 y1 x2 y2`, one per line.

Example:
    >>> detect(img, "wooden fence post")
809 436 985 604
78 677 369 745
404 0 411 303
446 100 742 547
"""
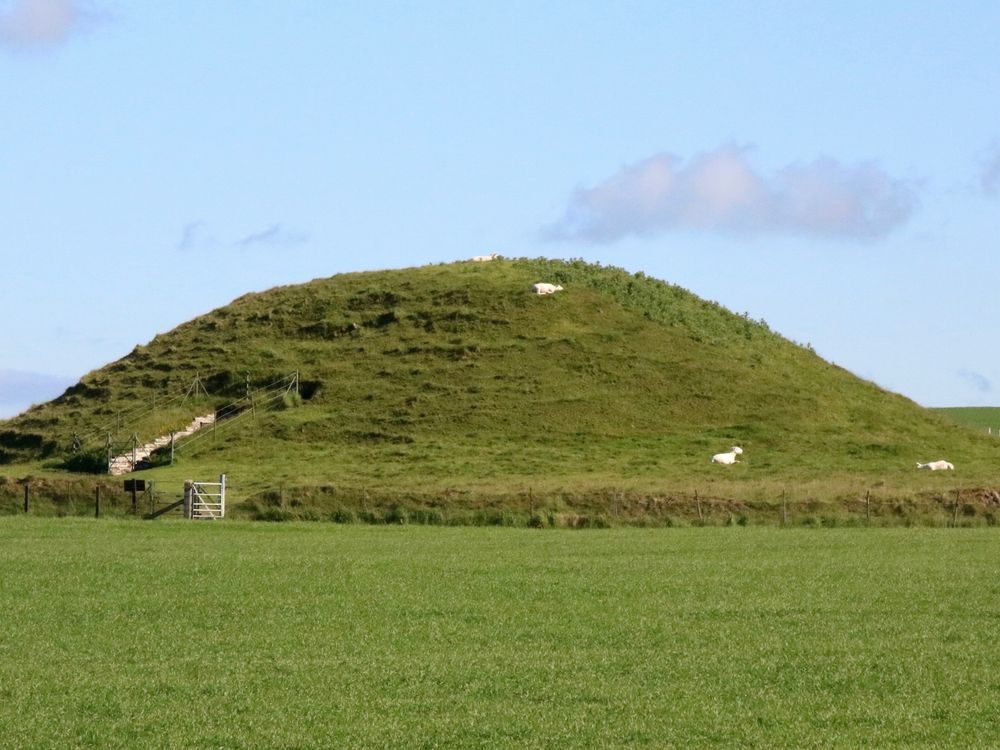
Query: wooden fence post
695 490 703 523
23 482 29 514
865 489 871 523
183 480 194 519
781 491 787 526
953 490 961 527
95 485 100 518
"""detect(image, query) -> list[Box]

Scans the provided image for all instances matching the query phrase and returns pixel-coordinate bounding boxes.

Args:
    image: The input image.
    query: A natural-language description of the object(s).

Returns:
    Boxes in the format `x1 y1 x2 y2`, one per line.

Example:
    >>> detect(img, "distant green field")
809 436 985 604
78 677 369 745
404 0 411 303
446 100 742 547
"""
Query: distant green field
4 520 1000 747
935 406 1000 432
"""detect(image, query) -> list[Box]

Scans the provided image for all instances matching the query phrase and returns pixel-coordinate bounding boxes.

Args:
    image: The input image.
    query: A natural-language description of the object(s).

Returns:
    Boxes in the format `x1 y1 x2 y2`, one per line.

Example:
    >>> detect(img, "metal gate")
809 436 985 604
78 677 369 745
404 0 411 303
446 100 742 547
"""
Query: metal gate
184 474 226 519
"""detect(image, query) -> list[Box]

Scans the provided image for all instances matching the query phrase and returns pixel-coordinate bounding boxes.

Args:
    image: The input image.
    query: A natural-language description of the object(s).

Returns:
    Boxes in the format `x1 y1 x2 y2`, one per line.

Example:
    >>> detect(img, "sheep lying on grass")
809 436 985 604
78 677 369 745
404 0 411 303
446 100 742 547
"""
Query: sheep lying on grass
916 460 954 471
470 253 499 262
532 282 564 295
712 446 743 465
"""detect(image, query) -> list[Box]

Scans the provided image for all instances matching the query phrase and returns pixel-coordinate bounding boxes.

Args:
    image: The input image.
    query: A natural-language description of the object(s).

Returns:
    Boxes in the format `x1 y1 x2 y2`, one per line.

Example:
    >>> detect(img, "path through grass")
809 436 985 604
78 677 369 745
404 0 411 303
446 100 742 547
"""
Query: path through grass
2 520 1000 747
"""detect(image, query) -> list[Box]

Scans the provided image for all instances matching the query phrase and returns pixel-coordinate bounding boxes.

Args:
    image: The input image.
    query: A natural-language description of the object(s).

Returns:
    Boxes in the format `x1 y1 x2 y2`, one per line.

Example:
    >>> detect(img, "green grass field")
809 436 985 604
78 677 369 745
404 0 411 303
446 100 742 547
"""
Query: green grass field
935 406 1000 433
4 519 1000 747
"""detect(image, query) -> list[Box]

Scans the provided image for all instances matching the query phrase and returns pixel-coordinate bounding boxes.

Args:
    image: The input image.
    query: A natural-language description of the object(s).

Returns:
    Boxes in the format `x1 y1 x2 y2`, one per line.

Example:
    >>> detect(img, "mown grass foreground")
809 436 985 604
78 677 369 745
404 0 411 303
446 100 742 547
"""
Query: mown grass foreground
4 520 1000 747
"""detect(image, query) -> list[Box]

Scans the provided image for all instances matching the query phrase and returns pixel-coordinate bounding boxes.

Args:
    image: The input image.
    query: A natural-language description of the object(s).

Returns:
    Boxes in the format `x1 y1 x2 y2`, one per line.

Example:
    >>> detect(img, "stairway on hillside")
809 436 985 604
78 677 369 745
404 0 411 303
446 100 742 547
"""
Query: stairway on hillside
109 412 216 476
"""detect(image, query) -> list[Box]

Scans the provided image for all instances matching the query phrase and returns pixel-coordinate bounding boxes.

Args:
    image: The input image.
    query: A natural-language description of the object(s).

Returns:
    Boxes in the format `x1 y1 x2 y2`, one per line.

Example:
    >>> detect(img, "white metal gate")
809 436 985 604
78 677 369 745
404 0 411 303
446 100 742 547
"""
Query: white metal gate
184 474 226 519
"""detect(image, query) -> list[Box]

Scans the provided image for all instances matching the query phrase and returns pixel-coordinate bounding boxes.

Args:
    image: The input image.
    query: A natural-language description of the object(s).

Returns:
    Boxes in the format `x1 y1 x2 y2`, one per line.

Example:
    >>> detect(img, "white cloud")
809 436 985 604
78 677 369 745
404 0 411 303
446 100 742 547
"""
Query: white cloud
0 0 101 49
545 145 918 243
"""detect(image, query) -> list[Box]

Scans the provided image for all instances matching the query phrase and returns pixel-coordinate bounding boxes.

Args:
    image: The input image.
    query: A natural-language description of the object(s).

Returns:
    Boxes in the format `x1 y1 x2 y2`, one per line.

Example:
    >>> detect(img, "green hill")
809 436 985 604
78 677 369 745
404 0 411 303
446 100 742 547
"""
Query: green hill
2 258 998 520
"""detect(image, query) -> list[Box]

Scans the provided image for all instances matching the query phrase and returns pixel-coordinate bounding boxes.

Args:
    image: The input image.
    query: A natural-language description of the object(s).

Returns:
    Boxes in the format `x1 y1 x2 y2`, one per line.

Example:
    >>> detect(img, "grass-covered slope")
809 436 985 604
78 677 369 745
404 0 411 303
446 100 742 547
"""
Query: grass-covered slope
2 258 998 508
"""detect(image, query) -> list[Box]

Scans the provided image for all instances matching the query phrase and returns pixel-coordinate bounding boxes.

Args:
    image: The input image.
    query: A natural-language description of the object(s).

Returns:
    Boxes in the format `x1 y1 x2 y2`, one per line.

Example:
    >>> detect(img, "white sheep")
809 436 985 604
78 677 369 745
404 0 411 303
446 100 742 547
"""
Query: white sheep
711 446 744 465
470 253 499 262
916 460 954 471
532 282 564 295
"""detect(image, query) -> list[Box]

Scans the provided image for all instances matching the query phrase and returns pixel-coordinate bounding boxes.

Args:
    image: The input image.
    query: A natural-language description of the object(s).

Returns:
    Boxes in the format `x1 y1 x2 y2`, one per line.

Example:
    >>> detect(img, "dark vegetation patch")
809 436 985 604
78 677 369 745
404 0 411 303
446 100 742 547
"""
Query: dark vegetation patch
365 310 399 328
298 321 360 339
298 380 322 400
342 430 415 444
55 382 110 402
0 431 58 464
347 289 404 310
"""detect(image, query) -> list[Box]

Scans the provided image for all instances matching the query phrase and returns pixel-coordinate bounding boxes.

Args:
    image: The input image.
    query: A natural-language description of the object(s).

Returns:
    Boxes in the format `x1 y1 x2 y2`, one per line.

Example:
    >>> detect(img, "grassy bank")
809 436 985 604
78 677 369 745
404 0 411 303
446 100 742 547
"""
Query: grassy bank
5 472 1000 527
4 520 1000 747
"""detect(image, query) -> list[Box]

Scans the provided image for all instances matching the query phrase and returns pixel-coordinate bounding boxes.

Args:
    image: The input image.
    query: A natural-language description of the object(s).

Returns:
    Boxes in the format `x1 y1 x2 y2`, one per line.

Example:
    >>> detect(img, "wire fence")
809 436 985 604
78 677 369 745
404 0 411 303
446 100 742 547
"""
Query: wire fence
171 375 299 456
66 372 299 474
71 374 213 448
7 478 1000 527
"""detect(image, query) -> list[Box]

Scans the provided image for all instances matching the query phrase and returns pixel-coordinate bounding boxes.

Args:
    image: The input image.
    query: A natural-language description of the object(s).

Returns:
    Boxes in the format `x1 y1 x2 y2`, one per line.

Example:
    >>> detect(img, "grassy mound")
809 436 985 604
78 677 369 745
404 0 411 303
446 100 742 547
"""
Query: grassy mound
2 257 997 516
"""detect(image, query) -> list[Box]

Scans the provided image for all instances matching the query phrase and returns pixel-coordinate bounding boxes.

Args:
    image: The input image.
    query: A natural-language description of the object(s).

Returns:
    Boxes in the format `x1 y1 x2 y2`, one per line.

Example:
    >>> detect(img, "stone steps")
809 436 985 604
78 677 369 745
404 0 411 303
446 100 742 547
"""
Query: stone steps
109 412 216 475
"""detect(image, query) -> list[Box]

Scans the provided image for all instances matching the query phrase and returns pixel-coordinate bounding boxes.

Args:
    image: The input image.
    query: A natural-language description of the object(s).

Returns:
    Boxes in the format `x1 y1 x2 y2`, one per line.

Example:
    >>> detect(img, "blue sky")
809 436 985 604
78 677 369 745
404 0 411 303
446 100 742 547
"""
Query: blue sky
2 0 999 417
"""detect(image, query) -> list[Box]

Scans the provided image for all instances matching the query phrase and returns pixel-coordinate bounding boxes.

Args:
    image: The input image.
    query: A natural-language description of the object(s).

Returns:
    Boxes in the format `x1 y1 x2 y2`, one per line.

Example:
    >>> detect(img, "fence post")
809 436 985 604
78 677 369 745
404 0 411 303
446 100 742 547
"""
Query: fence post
246 374 255 418
953 490 961 527
220 474 226 518
781 491 787 526
695 490 703 523
23 482 28 514
183 480 193 519
95 485 100 518
865 489 871 523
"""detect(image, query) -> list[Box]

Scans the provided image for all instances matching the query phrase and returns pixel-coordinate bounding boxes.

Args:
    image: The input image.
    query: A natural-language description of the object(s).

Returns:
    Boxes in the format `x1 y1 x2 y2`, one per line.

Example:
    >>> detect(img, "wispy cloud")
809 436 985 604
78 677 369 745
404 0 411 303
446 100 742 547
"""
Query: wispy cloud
545 145 918 244
176 220 219 252
177 221 308 252
236 223 309 249
0 0 104 49
958 369 992 394
0 369 75 418
980 144 1000 196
